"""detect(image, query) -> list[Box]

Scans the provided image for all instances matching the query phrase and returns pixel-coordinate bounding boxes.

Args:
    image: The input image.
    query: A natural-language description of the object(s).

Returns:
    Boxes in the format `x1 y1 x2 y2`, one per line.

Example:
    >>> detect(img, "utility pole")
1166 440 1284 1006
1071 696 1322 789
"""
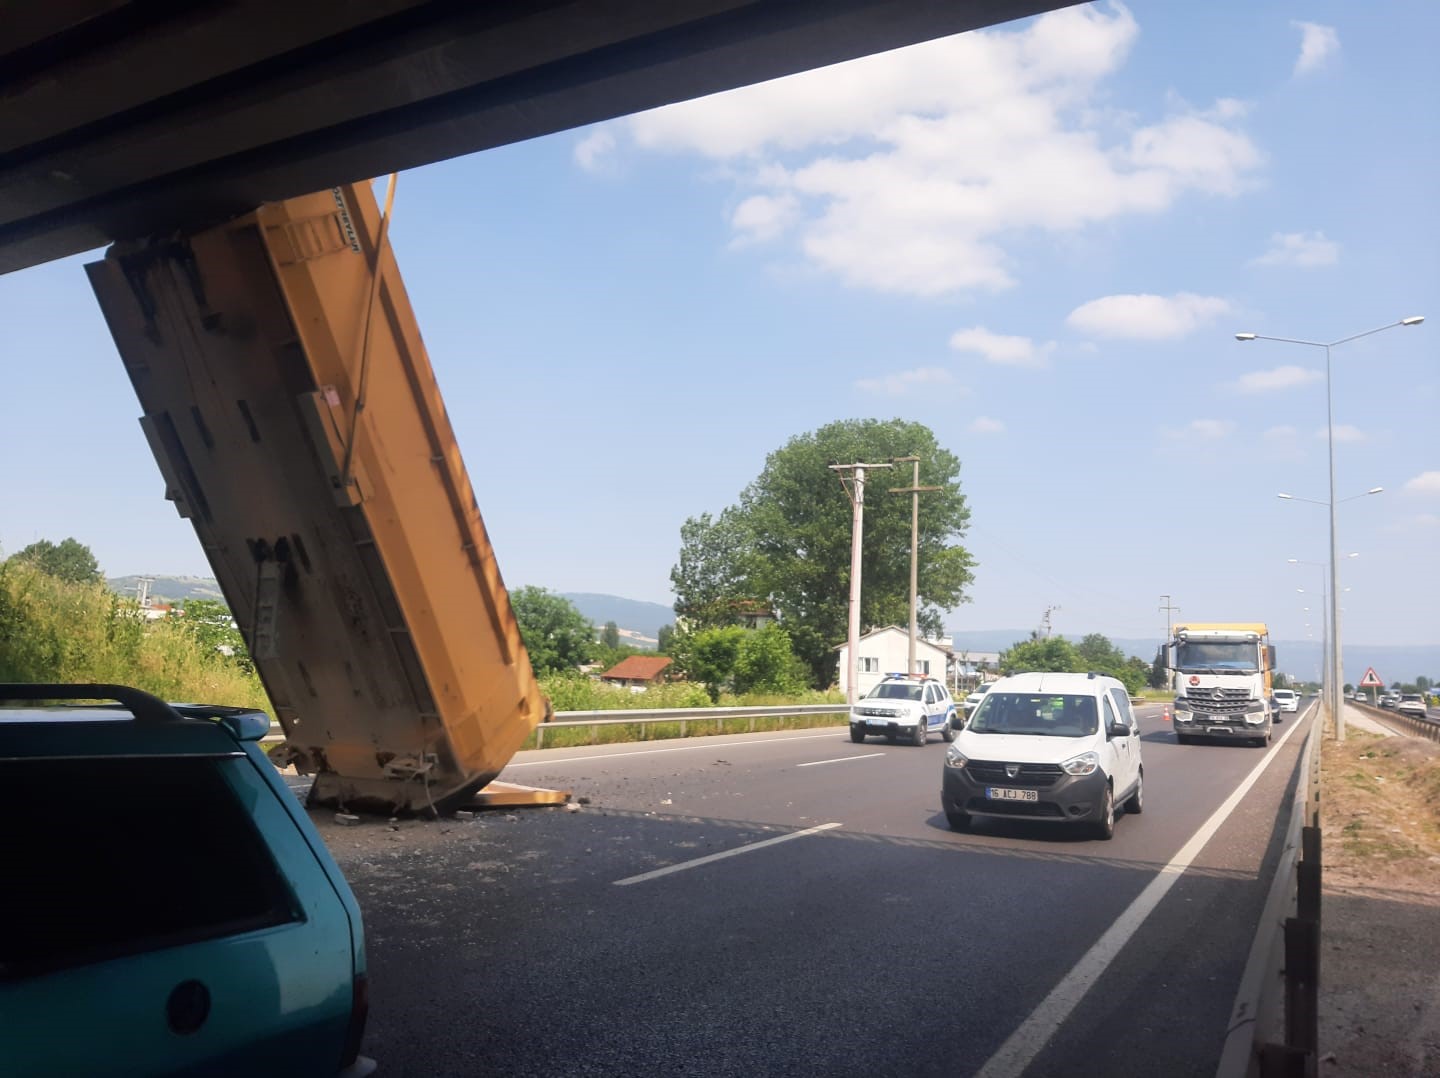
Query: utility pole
889 455 941 677
831 460 892 705
1040 605 1060 639
1159 594 1179 638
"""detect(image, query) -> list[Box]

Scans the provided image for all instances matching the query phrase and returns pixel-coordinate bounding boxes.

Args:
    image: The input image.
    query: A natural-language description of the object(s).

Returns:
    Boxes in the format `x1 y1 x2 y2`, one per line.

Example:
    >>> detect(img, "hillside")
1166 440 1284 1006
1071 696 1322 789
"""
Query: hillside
108 574 226 604
562 593 674 641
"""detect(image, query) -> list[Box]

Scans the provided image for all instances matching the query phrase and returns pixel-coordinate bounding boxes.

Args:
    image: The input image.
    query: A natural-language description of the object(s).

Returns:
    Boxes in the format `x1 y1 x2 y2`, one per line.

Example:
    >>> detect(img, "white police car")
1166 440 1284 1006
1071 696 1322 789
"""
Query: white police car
850 674 957 747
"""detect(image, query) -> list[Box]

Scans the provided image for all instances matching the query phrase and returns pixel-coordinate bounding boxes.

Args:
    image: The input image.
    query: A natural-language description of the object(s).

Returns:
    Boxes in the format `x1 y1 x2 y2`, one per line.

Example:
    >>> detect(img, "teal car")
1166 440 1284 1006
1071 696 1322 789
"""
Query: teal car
0 684 374 1077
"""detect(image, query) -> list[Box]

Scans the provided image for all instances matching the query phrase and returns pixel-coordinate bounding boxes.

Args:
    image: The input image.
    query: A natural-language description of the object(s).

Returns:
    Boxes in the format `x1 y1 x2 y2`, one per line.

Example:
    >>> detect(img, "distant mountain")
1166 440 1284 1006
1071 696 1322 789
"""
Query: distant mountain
108 574 225 604
563 593 674 642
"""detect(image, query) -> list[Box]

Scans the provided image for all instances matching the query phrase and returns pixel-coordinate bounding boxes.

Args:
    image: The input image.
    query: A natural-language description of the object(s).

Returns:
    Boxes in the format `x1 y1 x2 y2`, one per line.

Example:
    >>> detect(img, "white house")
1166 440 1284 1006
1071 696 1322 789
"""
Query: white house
834 626 952 699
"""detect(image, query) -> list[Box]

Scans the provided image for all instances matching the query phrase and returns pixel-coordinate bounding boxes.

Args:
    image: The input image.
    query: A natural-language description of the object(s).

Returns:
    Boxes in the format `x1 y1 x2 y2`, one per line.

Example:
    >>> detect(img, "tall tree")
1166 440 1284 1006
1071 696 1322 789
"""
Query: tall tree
510 586 594 674
670 509 760 629
672 419 973 684
656 624 675 655
600 621 621 649
14 537 102 584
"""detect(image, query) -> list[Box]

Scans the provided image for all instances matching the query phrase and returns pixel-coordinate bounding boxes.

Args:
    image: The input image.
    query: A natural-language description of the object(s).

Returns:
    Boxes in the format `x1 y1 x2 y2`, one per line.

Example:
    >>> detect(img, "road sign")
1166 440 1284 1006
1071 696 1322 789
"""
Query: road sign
1359 667 1384 688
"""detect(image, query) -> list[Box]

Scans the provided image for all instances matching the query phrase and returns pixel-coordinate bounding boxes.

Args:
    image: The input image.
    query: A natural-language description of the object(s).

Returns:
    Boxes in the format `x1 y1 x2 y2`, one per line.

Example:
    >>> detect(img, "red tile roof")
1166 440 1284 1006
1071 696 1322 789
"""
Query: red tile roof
600 655 674 682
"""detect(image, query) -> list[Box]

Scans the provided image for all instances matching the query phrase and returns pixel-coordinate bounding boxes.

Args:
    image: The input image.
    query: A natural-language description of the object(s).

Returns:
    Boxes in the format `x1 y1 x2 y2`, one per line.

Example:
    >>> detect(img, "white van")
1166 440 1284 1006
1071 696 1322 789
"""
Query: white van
942 671 1143 840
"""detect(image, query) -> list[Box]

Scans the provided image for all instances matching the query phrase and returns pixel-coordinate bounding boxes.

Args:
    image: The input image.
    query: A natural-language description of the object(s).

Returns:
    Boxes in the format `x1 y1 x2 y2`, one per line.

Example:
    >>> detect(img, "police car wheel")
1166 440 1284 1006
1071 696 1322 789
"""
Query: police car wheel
850 726 866 743
941 724 956 743
912 722 926 746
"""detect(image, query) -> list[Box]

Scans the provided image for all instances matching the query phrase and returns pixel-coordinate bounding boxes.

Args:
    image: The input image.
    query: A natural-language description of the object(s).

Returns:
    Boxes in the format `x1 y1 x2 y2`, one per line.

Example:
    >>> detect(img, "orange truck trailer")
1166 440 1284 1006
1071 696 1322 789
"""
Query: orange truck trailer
87 181 549 813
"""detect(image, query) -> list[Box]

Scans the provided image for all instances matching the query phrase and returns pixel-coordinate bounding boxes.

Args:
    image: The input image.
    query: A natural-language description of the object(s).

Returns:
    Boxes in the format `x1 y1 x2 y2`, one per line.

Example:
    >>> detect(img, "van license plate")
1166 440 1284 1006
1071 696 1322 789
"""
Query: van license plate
1208 726 1231 735
986 787 1037 802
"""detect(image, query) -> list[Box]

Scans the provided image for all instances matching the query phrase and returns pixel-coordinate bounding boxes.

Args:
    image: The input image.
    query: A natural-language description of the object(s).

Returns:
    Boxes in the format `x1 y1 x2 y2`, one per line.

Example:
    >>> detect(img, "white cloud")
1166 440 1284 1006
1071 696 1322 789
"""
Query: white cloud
968 416 1006 435
1403 471 1440 495
1066 292 1231 340
1263 425 1298 441
597 3 1261 298
1292 22 1339 76
1251 231 1339 268
730 194 799 245
574 129 616 173
1234 365 1323 393
854 366 958 396
948 326 1054 368
1316 425 1366 444
1172 419 1234 440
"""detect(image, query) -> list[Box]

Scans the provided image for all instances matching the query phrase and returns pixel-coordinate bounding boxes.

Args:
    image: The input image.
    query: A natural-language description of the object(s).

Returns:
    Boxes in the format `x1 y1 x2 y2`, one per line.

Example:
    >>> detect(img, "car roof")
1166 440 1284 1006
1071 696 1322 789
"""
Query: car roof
987 671 1124 693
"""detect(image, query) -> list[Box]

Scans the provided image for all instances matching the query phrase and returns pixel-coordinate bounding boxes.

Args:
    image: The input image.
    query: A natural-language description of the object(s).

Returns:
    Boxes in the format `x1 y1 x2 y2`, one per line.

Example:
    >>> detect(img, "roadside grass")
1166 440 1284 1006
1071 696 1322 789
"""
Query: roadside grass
0 560 269 712
1324 730 1440 880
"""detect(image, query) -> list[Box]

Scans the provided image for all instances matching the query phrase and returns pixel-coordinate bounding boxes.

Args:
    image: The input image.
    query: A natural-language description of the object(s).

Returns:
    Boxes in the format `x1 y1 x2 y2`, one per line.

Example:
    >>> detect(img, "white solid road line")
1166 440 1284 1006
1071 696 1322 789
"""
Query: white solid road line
504 731 842 768
796 753 886 768
975 711 1310 1078
613 822 843 887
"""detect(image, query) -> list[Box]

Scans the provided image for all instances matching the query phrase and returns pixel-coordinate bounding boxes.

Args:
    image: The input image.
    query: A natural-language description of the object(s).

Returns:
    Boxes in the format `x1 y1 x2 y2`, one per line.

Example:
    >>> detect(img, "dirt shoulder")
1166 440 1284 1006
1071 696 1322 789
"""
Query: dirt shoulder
1318 712 1440 1074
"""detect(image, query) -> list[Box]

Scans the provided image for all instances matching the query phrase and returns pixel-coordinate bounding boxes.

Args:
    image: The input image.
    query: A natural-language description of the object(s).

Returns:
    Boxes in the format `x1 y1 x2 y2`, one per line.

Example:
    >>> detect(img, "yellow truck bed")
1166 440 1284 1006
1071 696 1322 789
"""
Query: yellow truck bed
87 182 549 813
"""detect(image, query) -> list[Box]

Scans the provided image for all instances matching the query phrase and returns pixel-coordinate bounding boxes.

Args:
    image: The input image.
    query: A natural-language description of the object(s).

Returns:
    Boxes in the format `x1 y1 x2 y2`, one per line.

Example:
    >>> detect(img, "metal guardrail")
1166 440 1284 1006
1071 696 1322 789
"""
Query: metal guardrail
262 703 850 746
1217 701 1322 1078
1351 699 1440 742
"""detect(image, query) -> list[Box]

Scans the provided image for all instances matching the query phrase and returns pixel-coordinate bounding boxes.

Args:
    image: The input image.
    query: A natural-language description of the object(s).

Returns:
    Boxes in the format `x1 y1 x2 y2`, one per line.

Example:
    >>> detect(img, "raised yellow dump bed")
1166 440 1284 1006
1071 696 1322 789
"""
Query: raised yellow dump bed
87 183 549 813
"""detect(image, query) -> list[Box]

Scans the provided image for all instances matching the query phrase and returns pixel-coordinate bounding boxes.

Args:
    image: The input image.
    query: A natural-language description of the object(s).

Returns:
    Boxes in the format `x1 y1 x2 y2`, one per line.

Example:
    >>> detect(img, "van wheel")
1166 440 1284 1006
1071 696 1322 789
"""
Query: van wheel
850 726 866 743
946 808 971 831
1125 768 1144 814
912 722 927 747
1093 785 1115 840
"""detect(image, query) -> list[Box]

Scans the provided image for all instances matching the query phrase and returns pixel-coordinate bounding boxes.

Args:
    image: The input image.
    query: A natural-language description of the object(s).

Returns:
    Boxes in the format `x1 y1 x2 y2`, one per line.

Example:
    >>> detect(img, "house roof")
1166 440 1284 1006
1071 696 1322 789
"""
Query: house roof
600 655 674 681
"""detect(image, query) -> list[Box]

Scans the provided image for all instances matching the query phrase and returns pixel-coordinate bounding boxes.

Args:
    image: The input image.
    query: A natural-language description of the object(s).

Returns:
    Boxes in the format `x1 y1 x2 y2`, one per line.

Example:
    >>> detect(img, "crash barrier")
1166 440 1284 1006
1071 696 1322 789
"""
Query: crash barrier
263 704 851 747
1217 701 1322 1078
1351 699 1440 743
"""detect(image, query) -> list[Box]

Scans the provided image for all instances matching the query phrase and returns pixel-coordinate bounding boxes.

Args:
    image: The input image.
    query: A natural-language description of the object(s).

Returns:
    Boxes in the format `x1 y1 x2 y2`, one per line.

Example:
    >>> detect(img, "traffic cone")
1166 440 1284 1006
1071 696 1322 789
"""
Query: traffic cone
1162 705 1171 723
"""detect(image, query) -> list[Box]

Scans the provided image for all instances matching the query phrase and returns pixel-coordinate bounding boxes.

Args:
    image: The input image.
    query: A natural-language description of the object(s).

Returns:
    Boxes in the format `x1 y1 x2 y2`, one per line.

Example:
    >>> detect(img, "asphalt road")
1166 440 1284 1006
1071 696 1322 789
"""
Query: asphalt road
310 700 1318 1077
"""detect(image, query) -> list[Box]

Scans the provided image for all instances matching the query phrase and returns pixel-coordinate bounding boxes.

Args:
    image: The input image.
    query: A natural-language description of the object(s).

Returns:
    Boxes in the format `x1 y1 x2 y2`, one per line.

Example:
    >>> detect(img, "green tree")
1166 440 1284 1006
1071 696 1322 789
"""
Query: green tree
680 626 746 703
672 419 973 685
656 624 675 655
510 586 594 674
999 635 1081 676
600 621 621 649
670 509 760 629
1148 649 1169 689
732 625 808 695
15 537 102 584
180 598 254 673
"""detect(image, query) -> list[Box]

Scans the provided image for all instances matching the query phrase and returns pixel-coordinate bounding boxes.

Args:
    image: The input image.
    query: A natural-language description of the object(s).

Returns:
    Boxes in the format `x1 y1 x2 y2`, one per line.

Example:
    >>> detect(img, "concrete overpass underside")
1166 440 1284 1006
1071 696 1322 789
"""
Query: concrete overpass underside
1 0 1075 275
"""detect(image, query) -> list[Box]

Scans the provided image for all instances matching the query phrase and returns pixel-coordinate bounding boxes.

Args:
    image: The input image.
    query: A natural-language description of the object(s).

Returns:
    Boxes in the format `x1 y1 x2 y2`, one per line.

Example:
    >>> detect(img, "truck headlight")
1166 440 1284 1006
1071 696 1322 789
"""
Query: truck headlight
945 746 968 769
1244 711 1265 725
1061 751 1100 776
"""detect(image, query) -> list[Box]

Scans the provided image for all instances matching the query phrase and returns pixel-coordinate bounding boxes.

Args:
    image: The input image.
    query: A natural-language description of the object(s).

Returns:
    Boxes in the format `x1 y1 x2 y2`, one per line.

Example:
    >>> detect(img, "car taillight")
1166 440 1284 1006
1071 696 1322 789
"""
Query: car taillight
341 971 369 1068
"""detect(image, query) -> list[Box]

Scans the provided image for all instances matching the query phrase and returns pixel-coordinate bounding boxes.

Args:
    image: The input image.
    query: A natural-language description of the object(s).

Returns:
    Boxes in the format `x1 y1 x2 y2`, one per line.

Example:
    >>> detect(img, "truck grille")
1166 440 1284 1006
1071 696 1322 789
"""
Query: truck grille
1182 687 1252 715
965 761 1064 788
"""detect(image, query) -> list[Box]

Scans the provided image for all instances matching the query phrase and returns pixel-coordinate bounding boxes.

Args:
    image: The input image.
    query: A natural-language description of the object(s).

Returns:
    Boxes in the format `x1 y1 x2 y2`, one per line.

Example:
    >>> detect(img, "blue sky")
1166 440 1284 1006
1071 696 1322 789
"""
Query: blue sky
2 1 1436 647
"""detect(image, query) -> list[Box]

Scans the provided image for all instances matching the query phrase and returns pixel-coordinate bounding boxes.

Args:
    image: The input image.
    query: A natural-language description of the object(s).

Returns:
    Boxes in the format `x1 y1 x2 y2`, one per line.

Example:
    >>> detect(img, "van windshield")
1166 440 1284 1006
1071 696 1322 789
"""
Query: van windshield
968 693 1098 737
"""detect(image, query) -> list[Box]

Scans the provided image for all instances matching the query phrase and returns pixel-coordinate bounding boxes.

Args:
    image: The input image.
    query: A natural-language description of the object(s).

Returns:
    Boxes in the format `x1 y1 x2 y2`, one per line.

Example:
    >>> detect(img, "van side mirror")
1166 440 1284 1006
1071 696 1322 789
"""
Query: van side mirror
1108 721 1131 739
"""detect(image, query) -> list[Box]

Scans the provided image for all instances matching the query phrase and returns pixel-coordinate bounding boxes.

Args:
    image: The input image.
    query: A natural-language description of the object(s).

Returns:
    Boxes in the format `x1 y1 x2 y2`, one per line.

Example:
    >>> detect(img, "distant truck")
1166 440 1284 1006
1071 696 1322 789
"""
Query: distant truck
1166 623 1276 747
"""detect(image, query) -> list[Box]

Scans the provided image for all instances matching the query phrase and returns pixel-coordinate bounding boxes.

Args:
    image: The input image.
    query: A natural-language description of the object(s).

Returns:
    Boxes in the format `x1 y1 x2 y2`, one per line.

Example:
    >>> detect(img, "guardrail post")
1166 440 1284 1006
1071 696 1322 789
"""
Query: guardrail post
1283 916 1319 1068
535 726 544 750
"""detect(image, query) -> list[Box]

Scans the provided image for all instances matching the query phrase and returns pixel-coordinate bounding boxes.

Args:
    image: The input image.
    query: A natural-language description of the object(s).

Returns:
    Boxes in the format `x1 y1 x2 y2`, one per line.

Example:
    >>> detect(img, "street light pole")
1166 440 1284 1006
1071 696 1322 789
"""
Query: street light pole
1239 315 1424 741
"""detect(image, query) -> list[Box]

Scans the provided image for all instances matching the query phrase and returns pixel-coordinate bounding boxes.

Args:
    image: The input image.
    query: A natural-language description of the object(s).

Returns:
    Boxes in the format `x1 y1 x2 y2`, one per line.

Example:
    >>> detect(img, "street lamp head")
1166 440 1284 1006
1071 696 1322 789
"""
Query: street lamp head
1287 558 1299 564
1401 316 1425 326
1366 486 1384 495
1235 332 1257 341
1277 493 1294 500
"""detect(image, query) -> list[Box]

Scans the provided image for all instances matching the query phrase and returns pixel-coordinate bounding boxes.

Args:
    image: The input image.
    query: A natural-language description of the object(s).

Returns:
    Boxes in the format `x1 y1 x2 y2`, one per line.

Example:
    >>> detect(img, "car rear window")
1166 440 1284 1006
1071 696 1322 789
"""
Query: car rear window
1 756 298 978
